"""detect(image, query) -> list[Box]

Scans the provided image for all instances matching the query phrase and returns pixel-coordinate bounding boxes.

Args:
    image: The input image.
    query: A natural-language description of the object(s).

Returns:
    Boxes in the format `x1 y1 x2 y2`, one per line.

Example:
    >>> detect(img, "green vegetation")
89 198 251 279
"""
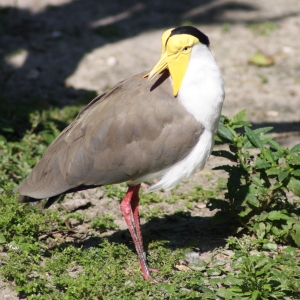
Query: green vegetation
0 102 299 299
247 21 279 36
212 109 300 247
0 91 94 191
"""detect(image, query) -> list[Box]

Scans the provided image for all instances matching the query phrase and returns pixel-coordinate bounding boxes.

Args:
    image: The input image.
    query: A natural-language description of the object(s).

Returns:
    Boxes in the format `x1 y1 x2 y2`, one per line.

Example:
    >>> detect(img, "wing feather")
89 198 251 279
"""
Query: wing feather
17 71 203 199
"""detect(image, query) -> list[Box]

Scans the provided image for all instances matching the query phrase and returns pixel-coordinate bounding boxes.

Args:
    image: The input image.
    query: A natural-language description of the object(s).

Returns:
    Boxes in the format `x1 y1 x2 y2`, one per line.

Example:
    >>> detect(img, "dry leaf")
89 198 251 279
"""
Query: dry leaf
174 264 191 271
248 52 275 67
65 217 72 230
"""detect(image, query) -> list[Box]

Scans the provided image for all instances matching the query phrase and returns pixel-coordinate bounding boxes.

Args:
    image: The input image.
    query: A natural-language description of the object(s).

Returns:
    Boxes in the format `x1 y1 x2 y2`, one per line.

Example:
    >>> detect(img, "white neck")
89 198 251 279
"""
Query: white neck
177 43 225 134
147 43 225 192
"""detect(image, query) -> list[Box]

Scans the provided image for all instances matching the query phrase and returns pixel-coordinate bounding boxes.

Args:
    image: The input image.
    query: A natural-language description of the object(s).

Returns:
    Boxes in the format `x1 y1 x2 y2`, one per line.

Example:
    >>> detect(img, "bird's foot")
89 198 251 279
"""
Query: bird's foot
143 273 159 284
141 265 160 283
149 267 159 273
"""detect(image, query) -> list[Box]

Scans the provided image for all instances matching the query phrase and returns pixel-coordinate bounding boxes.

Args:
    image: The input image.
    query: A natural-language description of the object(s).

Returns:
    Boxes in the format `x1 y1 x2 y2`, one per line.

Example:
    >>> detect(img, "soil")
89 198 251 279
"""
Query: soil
1 0 300 298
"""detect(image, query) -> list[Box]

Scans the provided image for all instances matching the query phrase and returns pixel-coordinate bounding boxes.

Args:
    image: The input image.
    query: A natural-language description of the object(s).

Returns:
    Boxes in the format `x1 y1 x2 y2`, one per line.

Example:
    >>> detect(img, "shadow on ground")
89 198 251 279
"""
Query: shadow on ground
1 0 298 140
48 211 230 262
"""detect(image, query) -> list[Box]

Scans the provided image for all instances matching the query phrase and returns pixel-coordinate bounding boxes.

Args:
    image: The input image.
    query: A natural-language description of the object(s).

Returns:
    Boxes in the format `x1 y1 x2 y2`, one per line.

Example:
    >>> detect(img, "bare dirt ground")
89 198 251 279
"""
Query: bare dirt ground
1 0 300 298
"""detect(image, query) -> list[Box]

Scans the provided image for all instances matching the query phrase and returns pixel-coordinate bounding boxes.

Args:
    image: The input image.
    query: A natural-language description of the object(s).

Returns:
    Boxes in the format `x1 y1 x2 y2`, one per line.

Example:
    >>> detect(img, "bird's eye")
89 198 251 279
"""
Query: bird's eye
183 46 189 51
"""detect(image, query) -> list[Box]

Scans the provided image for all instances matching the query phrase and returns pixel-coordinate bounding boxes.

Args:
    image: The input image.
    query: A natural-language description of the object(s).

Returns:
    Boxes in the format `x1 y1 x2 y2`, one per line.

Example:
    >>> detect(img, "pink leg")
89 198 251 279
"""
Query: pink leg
130 184 145 256
120 184 156 281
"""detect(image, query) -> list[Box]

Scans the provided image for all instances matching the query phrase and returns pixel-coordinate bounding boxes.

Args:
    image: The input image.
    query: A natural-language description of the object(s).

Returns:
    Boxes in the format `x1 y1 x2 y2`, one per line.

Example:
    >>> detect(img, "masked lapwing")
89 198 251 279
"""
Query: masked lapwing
17 26 225 281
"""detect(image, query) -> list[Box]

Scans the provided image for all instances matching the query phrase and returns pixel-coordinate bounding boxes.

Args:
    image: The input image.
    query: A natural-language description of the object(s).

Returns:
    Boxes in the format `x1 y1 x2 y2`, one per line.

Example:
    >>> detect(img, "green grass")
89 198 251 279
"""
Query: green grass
1 191 299 299
0 99 300 299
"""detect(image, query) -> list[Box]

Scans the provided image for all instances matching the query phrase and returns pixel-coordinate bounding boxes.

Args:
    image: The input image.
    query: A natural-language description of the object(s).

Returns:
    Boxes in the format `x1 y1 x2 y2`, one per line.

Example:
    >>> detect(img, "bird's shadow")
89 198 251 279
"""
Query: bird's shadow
46 211 230 260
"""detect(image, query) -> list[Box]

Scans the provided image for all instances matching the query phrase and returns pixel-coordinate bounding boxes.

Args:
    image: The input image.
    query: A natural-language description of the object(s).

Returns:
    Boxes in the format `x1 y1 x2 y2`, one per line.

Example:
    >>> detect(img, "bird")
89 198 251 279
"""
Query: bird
17 26 225 281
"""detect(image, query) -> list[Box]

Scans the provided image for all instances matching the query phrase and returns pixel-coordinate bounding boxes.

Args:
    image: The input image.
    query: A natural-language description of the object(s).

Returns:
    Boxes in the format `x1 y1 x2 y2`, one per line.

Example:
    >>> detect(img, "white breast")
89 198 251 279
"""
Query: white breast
147 44 225 192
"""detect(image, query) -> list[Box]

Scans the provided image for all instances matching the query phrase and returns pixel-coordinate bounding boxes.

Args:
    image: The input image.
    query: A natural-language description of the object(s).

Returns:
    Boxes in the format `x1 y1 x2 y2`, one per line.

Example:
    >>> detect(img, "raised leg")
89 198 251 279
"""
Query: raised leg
120 184 156 281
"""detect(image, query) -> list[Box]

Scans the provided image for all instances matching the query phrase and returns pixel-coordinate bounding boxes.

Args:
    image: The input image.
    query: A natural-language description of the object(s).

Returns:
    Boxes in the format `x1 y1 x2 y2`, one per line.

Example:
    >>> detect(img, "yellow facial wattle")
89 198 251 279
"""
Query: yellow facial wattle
145 30 200 96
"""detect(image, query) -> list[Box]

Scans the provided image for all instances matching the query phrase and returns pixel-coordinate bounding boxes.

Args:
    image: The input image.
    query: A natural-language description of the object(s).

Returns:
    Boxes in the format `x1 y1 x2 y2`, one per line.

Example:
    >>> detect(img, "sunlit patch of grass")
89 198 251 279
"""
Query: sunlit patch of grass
90 214 119 232
104 184 127 200
1 192 299 299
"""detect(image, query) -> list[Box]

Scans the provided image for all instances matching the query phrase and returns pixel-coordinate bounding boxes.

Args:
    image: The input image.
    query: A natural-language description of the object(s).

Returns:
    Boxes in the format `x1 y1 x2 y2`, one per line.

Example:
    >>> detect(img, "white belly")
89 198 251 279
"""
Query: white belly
147 129 214 192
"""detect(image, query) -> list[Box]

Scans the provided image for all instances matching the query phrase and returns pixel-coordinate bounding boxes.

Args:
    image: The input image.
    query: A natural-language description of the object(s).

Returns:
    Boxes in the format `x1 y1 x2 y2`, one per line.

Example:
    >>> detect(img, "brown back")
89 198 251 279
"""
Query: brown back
17 71 203 199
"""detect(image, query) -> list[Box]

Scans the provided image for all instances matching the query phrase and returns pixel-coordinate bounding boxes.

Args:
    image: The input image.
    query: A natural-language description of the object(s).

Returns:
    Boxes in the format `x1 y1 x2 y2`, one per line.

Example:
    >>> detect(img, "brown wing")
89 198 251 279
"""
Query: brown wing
17 71 203 199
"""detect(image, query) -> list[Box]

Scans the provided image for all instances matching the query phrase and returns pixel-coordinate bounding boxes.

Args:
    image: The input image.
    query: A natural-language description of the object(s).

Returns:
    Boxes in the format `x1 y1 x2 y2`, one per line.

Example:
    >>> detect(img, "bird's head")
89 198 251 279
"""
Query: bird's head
144 26 210 97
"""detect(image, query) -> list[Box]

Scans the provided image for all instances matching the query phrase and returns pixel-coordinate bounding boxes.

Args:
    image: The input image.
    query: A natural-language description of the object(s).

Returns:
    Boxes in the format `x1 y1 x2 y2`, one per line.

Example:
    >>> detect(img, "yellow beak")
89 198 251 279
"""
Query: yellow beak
144 51 190 97
146 52 168 82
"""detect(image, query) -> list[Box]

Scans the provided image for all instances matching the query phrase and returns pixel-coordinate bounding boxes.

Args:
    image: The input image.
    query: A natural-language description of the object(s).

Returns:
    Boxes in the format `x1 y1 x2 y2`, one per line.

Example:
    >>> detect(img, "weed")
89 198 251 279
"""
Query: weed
221 236 300 299
211 109 300 246
104 184 126 200
65 212 87 224
185 202 194 210
186 185 217 203
90 214 119 232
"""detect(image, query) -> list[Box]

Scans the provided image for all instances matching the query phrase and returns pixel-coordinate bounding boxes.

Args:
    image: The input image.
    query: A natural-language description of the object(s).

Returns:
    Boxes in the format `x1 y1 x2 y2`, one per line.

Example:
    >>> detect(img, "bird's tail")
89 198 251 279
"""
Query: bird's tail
18 194 60 209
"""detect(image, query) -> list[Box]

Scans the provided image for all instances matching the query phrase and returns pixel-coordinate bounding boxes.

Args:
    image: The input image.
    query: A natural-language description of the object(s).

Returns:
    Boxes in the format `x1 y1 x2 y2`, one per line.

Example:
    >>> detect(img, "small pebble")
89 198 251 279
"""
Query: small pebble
266 110 279 117
185 251 200 263
5 49 28 68
107 56 117 66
